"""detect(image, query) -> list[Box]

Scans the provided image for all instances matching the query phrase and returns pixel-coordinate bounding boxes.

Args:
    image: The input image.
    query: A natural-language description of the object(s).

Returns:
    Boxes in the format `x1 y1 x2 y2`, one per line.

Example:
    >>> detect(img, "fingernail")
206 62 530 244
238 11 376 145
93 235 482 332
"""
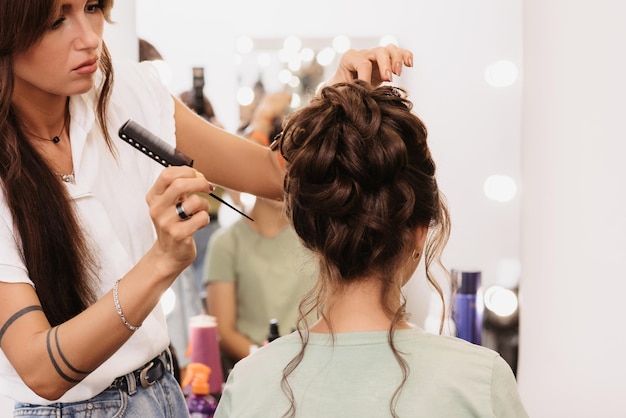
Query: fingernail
394 62 402 76
386 70 393 81
408 57 414 67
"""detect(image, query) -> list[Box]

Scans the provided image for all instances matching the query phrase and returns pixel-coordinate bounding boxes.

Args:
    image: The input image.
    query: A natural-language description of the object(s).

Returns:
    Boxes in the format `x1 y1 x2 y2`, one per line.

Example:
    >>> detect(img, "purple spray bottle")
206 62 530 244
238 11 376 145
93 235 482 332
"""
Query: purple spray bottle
452 270 483 345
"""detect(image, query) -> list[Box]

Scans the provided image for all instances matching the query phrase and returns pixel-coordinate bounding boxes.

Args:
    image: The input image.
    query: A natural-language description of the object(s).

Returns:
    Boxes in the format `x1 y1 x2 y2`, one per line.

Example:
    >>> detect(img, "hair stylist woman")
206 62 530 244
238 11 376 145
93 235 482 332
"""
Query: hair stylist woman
0 0 414 416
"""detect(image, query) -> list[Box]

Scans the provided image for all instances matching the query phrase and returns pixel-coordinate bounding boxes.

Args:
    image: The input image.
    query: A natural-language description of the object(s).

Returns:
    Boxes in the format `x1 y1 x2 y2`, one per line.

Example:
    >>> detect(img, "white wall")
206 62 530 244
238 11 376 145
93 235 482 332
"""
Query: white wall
104 0 137 61
135 0 524 333
518 1 626 416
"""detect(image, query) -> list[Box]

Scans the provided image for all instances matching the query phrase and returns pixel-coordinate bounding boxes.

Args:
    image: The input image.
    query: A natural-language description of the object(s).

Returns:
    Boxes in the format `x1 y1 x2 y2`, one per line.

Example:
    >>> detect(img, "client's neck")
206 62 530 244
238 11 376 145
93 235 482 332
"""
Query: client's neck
309 278 410 333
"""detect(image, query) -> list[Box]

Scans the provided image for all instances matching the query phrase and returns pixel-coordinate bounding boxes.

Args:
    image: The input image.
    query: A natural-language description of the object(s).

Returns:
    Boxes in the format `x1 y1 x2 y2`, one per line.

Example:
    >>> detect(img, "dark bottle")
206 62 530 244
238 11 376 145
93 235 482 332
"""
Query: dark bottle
191 67 206 116
267 318 280 343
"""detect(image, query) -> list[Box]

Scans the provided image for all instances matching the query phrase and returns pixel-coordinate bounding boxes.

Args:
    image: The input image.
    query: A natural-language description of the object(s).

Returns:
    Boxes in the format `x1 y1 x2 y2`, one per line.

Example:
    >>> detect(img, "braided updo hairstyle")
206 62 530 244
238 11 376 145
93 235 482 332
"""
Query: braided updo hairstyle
278 81 450 418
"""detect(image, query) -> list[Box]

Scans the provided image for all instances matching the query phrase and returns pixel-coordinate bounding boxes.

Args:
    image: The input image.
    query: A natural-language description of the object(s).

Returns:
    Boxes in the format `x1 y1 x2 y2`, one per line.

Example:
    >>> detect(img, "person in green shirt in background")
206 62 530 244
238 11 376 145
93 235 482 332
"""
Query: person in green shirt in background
204 92 317 376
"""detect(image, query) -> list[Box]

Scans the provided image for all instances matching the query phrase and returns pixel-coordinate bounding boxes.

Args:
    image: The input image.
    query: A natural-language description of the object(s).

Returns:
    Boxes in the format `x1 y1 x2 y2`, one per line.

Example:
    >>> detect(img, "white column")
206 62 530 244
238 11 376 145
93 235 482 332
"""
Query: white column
518 1 626 416
103 0 137 61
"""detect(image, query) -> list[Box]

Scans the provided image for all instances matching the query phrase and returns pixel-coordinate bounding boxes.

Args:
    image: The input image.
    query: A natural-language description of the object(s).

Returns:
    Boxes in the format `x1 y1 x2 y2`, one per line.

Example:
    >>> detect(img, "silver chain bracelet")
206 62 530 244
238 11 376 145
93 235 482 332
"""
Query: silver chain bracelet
113 279 141 332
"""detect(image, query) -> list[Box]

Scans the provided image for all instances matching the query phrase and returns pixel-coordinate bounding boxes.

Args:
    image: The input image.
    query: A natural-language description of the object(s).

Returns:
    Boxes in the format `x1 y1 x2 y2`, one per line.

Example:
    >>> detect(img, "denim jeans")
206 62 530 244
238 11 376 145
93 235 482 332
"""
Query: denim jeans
13 371 188 418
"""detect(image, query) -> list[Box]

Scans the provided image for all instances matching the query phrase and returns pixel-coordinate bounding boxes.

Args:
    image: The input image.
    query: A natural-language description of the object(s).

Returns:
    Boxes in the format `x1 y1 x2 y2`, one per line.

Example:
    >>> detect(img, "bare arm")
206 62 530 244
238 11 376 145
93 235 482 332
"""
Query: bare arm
206 282 254 362
173 98 285 201
0 166 211 400
173 44 414 201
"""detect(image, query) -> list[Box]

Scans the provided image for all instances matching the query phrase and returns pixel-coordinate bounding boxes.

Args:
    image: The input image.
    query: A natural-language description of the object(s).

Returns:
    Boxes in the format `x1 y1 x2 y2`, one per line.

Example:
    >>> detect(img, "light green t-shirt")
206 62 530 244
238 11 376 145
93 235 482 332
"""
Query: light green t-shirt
204 220 317 345
215 328 529 418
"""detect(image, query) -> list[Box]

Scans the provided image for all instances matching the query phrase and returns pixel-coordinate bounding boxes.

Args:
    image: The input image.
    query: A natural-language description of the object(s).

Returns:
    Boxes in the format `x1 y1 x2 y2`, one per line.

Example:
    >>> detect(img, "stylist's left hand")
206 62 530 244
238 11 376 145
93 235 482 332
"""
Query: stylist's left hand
326 44 413 87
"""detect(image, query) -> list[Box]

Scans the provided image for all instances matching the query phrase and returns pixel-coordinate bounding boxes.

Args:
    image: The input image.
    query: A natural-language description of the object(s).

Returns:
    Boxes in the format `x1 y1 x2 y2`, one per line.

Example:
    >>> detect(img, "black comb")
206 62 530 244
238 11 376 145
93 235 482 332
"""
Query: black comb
118 119 253 221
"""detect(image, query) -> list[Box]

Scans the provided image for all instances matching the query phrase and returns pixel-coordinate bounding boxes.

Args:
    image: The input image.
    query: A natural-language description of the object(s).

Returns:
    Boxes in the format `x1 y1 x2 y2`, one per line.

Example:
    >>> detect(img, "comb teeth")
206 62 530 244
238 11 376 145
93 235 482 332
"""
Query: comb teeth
119 133 169 167
118 119 254 222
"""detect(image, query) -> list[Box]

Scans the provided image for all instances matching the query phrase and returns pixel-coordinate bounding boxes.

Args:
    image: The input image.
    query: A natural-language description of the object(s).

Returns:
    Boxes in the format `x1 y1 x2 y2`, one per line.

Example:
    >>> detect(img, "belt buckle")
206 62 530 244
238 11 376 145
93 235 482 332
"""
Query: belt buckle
139 361 155 388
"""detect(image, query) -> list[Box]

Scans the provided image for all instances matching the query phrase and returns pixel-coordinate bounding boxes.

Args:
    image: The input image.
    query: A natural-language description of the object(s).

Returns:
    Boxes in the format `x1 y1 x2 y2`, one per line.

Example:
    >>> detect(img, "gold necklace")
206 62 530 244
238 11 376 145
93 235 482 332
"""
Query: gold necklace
21 107 70 144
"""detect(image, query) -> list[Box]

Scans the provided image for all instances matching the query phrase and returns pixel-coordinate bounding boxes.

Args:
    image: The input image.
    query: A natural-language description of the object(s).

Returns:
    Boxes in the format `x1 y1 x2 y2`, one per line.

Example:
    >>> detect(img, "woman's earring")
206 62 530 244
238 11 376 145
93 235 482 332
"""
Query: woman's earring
411 249 420 263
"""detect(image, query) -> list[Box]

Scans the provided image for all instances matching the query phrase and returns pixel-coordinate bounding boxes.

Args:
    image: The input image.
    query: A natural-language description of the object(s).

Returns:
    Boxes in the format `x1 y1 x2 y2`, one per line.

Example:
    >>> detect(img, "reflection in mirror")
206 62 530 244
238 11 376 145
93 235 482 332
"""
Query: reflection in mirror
233 36 382 130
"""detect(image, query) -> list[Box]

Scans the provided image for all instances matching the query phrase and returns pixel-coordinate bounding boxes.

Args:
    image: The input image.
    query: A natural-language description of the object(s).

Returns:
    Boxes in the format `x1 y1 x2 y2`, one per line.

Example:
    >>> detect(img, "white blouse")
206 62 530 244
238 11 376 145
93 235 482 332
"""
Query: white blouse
0 60 176 404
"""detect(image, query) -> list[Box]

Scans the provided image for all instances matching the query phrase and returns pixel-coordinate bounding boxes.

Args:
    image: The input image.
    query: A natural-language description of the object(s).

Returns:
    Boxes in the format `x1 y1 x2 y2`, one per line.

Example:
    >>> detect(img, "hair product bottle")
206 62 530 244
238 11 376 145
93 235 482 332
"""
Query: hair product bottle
182 363 218 418
452 270 483 345
189 314 224 394
191 67 206 115
266 318 280 343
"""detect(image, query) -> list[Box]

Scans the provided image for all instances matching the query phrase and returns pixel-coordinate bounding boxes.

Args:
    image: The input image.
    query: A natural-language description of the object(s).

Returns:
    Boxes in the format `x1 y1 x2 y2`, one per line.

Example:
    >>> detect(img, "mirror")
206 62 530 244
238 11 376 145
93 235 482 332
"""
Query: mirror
233 36 379 114
135 1 523 365
231 35 384 140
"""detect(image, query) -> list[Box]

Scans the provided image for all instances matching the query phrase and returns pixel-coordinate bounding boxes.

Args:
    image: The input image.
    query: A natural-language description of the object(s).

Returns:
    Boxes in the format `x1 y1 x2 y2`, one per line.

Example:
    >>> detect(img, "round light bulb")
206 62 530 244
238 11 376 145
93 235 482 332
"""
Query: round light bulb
332 35 351 53
236 86 255 106
484 286 518 317
161 287 176 317
484 175 517 202
485 60 519 87
236 36 254 54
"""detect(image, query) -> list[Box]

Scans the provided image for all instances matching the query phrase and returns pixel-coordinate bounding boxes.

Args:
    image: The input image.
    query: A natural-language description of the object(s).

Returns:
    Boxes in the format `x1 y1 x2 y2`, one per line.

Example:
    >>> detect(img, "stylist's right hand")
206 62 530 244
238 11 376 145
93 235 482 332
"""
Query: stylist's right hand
146 166 212 275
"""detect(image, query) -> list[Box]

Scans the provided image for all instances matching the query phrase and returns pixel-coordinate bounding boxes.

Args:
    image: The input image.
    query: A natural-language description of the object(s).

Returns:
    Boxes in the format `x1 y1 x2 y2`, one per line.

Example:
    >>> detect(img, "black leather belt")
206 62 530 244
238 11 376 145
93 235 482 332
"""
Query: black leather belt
108 349 171 392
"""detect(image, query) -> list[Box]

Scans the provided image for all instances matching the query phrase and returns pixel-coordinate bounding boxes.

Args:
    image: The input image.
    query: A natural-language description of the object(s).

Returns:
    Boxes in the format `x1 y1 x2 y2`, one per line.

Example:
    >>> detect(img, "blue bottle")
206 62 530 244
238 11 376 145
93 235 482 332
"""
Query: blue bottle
452 270 482 345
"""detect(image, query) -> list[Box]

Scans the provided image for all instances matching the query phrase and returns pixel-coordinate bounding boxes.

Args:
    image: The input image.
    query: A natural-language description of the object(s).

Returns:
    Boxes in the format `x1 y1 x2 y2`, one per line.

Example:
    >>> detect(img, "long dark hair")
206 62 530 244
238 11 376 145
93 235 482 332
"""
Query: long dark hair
278 81 451 417
0 0 115 326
